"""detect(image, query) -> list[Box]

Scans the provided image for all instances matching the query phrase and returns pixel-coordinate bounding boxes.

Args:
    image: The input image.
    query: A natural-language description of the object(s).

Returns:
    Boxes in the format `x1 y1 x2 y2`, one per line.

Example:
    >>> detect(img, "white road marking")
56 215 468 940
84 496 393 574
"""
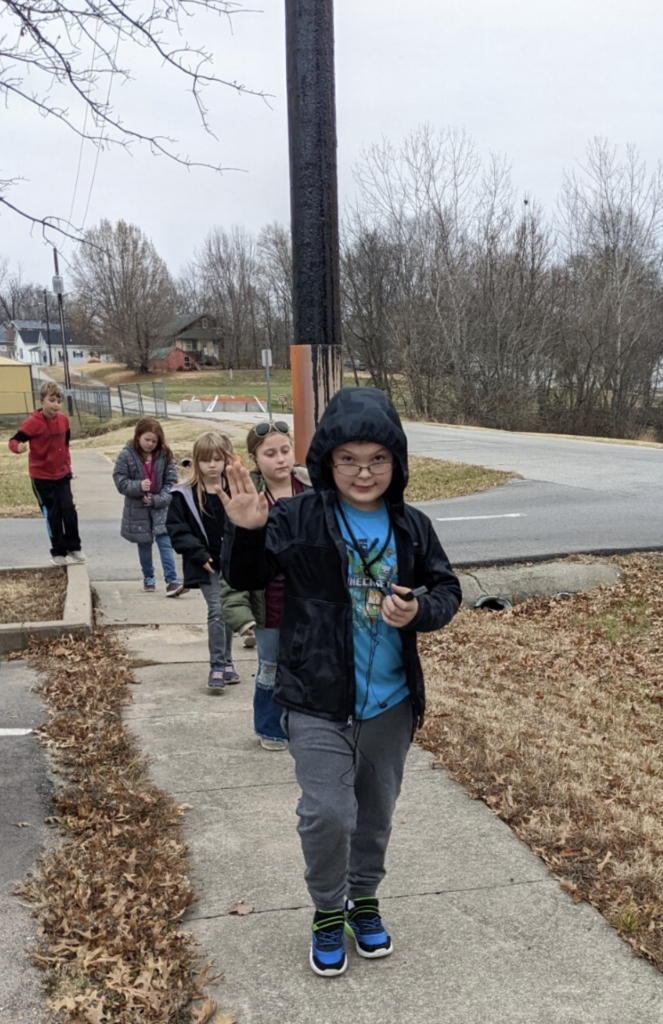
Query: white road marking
435 513 527 522
0 728 33 736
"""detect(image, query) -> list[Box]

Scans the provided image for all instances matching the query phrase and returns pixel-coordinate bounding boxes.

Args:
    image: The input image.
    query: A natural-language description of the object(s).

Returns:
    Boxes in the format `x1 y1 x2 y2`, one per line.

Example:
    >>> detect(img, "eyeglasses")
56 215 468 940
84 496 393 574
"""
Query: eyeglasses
332 458 393 478
254 421 290 438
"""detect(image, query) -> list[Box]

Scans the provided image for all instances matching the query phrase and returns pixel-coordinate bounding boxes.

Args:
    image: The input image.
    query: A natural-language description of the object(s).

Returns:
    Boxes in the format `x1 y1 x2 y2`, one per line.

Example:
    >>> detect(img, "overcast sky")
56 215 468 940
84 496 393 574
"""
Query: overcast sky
2 0 662 287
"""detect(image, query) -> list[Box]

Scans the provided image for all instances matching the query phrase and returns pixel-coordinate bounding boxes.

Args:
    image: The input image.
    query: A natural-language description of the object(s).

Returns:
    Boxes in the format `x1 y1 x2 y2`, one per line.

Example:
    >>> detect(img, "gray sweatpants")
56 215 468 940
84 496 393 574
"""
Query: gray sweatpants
284 698 413 910
200 570 233 668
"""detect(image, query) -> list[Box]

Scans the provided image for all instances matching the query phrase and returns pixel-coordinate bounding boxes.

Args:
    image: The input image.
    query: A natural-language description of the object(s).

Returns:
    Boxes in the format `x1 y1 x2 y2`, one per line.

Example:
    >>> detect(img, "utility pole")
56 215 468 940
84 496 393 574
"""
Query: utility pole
53 248 73 413
285 0 343 463
43 290 53 366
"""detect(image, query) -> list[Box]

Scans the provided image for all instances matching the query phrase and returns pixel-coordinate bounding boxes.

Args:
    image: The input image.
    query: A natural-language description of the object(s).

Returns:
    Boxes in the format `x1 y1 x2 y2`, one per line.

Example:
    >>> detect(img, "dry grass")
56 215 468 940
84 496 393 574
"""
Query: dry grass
0 568 67 622
17 631 220 1024
406 455 514 501
72 435 512 497
417 552 663 970
69 417 251 463
0 442 42 517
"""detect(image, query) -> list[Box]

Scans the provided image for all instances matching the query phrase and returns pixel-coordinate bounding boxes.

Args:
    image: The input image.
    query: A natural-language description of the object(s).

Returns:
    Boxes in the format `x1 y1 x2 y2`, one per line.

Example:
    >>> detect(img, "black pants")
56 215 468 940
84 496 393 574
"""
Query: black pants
32 475 81 558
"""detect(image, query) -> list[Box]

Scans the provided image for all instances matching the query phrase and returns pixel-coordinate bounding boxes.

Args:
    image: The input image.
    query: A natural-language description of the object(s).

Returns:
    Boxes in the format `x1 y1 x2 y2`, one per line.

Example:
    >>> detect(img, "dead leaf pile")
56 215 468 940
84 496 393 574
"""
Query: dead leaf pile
18 630 221 1024
418 552 663 971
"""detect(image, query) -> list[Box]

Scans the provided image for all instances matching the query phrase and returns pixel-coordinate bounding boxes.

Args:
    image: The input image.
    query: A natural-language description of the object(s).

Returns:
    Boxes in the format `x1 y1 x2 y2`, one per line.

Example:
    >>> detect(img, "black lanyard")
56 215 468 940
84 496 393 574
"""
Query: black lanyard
336 499 393 586
263 478 296 508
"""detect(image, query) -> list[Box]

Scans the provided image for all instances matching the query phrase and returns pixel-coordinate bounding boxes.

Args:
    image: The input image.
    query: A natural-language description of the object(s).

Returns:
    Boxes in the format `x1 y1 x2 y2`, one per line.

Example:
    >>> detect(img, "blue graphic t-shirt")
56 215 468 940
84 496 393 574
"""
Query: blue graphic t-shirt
335 500 409 719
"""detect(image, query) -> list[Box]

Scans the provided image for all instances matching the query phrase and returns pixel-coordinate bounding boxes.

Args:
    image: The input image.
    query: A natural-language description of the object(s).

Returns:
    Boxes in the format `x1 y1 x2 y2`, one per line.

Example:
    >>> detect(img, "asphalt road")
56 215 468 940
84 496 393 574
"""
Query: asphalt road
0 661 52 1023
403 423 662 565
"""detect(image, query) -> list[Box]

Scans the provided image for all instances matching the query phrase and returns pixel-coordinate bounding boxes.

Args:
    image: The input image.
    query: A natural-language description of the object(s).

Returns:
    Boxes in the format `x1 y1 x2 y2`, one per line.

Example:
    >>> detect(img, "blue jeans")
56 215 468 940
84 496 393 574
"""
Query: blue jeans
254 627 286 742
137 533 180 585
200 570 234 669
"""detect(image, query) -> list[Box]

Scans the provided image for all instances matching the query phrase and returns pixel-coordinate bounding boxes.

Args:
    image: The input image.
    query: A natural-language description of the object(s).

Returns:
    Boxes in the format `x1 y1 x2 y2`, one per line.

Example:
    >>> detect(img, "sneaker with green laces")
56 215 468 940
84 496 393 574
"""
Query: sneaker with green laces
310 909 347 977
344 897 393 958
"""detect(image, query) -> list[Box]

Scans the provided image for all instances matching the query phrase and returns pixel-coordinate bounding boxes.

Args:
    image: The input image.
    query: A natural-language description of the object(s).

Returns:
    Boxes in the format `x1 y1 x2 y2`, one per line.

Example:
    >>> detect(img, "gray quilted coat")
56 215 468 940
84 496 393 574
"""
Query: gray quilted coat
113 444 178 544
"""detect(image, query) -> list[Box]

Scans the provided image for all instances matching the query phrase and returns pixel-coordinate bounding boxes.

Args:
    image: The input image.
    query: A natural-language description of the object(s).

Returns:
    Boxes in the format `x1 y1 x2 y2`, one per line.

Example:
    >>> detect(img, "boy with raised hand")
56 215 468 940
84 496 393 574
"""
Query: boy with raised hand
8 381 85 566
219 387 461 978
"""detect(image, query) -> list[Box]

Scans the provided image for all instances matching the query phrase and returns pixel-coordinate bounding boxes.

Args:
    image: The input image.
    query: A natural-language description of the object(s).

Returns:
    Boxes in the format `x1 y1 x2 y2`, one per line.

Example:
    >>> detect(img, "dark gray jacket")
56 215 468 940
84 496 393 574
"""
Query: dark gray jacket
113 444 177 544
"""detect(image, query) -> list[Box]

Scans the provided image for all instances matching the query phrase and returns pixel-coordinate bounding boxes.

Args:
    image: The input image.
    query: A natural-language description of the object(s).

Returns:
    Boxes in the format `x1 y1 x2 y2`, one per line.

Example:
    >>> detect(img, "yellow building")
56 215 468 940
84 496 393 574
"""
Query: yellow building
0 358 36 416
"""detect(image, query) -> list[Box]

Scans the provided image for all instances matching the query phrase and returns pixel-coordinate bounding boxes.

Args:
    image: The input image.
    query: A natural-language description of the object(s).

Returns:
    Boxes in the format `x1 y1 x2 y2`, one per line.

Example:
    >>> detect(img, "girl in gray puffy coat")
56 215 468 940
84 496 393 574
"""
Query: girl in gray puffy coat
112 417 184 596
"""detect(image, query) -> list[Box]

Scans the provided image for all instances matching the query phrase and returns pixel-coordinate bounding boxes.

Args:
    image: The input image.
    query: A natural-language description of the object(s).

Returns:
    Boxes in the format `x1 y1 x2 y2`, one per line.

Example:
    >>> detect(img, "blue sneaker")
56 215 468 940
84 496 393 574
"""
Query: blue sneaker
344 897 393 958
310 910 347 977
207 667 226 694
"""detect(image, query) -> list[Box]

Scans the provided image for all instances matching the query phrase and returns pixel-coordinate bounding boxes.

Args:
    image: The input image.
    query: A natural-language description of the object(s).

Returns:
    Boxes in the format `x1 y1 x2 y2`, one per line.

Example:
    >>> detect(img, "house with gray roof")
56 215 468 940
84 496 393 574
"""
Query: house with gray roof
7 320 90 366
149 314 225 371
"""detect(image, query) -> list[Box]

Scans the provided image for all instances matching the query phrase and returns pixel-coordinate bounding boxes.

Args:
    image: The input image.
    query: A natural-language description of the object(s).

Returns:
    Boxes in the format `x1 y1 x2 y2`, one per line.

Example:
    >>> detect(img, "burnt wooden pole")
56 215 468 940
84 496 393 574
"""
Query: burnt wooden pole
285 0 343 463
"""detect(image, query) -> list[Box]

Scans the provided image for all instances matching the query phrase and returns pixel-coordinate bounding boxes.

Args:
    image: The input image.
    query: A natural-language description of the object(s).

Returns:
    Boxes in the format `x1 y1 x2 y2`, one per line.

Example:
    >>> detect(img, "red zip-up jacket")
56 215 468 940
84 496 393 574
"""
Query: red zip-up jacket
8 410 72 480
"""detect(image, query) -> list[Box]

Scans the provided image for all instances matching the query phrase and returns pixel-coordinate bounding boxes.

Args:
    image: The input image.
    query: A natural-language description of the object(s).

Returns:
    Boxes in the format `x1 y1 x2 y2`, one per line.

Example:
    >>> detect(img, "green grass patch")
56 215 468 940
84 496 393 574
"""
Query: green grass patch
61 362 373 406
584 598 652 643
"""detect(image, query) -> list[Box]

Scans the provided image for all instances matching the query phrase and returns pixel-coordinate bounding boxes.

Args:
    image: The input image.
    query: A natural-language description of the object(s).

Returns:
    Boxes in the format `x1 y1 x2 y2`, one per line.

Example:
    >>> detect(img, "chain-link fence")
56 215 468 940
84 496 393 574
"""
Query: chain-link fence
1 385 112 429
117 380 168 418
68 383 113 421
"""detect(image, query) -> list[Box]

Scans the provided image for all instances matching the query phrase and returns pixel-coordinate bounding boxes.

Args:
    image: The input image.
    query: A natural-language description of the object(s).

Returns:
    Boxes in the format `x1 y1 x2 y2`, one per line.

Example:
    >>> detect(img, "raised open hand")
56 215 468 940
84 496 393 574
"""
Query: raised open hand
215 462 270 530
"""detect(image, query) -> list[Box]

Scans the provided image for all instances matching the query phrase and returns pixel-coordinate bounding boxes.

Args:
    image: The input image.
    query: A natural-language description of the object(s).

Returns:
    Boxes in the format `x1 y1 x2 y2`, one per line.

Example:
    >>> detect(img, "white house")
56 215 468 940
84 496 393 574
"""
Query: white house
8 321 90 366
0 324 14 359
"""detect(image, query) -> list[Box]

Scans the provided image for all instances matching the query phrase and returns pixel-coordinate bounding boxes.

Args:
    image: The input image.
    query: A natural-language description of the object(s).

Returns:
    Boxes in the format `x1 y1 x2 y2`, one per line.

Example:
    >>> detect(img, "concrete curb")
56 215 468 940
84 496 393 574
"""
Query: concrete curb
457 560 621 607
0 563 93 654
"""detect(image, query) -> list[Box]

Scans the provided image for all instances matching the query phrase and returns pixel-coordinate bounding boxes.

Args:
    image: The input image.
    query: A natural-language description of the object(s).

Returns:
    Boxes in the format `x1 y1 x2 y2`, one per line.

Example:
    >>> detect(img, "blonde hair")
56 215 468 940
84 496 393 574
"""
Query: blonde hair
40 381 63 402
188 432 235 512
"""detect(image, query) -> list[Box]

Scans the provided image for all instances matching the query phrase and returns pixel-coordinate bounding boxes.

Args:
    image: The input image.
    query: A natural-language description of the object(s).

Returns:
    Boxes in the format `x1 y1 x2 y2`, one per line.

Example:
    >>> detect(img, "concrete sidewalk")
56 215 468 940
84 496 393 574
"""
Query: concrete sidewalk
4 449 663 1023
102 601 663 1024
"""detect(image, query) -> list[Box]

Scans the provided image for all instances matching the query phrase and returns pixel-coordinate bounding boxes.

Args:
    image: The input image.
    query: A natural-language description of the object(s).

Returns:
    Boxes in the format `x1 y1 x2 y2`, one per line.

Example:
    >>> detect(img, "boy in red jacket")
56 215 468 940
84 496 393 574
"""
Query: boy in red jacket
9 382 85 567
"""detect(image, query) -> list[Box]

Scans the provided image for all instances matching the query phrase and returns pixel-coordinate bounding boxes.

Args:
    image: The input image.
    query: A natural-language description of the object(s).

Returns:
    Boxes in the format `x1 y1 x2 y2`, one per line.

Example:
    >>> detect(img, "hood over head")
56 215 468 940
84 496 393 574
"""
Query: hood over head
306 387 408 503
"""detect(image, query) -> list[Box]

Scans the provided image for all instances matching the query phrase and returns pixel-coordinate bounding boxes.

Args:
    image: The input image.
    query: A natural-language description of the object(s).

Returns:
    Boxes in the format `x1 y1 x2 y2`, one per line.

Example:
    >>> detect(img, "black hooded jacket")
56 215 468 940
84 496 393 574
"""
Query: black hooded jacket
221 387 462 727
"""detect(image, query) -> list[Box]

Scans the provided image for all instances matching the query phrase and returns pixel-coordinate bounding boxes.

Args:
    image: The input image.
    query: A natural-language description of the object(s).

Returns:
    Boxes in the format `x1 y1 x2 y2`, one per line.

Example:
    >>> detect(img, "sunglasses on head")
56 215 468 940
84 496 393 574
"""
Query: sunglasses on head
254 421 290 438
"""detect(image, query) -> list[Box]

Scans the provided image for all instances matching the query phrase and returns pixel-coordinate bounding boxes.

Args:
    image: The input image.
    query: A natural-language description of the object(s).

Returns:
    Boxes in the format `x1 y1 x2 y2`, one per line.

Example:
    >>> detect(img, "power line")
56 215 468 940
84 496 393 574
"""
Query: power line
79 28 122 234
64 15 101 249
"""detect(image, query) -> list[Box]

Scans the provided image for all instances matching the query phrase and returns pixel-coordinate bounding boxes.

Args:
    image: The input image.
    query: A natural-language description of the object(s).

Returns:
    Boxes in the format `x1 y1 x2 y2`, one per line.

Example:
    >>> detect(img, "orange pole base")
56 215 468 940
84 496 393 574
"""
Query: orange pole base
291 344 343 464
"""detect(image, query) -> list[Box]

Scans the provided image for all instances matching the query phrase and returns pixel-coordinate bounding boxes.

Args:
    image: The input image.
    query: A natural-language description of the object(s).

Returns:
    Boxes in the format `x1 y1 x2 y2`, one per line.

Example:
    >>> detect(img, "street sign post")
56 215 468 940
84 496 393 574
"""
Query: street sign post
262 348 273 421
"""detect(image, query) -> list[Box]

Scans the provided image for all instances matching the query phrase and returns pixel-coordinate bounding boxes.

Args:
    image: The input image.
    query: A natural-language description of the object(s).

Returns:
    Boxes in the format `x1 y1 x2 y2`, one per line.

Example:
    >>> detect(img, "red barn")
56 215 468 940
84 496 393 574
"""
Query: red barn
149 346 198 372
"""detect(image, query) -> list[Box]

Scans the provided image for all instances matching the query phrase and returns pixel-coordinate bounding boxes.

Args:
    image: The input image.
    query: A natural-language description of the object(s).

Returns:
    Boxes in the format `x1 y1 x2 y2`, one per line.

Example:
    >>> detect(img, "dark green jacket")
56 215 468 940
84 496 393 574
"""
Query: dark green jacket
220 464 310 632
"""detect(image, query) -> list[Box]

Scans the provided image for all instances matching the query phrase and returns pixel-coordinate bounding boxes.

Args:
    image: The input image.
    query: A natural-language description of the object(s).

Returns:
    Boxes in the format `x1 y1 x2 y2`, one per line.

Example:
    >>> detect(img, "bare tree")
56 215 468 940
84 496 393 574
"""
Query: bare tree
0 256 59 321
175 263 205 318
555 139 663 436
194 226 262 367
257 223 293 368
1 0 266 240
348 125 484 420
72 220 176 372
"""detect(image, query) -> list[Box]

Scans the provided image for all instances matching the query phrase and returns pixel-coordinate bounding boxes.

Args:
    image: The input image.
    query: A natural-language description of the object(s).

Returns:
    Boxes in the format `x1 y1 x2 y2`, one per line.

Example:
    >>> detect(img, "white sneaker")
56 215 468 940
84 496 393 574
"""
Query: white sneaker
51 555 69 567
67 551 87 563
260 738 287 751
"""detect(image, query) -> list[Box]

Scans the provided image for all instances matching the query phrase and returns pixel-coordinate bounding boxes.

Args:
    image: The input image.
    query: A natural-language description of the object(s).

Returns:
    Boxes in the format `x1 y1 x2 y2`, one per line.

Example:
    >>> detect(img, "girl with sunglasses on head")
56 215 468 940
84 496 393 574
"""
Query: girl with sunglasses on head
221 420 310 749
166 432 241 692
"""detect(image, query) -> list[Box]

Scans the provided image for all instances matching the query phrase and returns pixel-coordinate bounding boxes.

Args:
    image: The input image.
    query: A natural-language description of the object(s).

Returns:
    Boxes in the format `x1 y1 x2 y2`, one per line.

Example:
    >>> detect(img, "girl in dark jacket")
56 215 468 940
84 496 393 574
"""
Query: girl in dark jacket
112 418 183 596
166 432 240 692
222 421 310 750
